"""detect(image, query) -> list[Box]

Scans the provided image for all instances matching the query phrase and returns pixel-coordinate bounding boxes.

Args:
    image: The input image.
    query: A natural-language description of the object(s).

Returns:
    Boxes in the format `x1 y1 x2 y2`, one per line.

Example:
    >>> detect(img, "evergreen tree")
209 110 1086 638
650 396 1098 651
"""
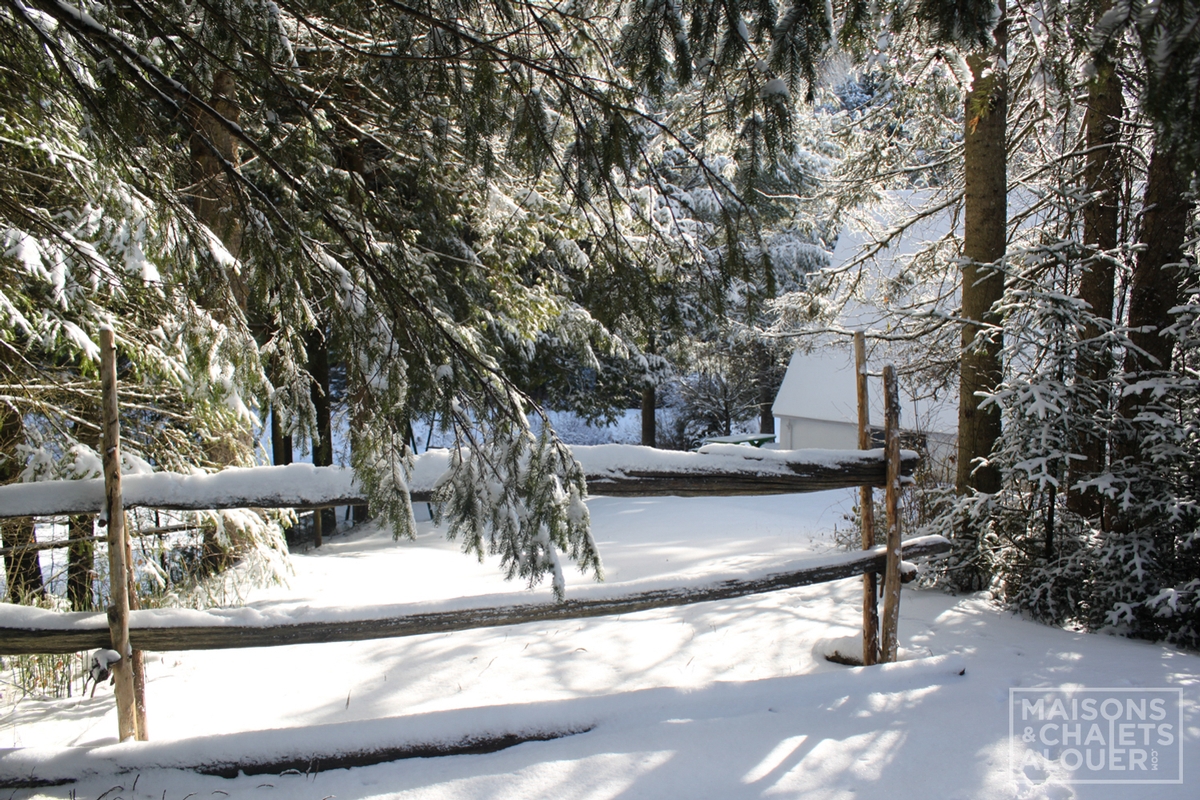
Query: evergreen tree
5 0 882 598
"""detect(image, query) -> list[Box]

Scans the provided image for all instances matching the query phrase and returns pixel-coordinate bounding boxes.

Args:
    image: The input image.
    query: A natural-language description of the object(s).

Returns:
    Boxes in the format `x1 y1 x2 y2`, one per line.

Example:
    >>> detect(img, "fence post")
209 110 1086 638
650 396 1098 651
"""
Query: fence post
124 524 149 739
854 332 878 666
99 326 139 741
879 364 903 662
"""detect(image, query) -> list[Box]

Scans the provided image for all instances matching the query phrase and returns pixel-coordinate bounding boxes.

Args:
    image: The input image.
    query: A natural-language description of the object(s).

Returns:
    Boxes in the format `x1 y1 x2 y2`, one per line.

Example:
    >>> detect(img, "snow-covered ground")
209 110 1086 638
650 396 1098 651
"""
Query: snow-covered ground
1 490 1196 799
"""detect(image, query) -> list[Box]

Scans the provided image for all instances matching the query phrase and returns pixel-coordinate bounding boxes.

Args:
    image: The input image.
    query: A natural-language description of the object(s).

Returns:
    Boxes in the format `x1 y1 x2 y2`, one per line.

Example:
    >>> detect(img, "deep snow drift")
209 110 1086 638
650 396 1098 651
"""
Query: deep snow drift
0 490 1195 799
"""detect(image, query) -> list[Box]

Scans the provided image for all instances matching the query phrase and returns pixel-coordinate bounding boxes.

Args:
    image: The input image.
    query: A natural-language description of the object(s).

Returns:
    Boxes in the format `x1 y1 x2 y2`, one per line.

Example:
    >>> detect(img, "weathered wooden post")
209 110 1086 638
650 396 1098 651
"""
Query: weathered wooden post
854 332 879 666
99 326 139 741
879 364 903 662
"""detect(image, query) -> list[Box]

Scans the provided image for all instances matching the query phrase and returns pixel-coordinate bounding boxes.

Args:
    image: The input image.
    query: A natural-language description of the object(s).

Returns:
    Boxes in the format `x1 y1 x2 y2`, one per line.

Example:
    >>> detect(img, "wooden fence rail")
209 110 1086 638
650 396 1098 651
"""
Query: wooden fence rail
0 536 948 655
0 448 917 519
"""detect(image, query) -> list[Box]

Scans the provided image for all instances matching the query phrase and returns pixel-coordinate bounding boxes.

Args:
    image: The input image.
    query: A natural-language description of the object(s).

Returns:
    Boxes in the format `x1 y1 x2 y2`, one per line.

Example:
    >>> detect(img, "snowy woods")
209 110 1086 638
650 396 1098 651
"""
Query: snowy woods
2 0 1199 654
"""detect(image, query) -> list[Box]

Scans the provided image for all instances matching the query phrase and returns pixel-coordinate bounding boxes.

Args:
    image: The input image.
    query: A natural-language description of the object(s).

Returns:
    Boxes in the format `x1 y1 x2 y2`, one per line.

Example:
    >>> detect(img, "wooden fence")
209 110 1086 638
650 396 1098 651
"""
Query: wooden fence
0 329 944 744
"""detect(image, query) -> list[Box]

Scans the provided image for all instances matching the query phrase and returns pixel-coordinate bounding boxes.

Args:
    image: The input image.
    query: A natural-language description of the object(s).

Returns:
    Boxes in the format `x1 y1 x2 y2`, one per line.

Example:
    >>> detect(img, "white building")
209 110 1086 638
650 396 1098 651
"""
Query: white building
772 346 957 473
771 191 960 474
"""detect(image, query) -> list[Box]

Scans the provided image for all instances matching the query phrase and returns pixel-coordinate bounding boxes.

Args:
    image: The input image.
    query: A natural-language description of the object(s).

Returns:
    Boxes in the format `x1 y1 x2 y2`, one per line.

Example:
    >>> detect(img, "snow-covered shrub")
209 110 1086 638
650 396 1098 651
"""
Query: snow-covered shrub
148 509 292 610
434 422 601 601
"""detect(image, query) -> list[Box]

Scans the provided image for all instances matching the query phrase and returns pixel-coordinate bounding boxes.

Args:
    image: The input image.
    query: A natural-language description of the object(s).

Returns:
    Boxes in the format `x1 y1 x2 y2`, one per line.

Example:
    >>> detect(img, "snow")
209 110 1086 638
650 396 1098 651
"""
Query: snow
760 78 790 98
576 442 900 475
0 491 1196 799
0 462 365 517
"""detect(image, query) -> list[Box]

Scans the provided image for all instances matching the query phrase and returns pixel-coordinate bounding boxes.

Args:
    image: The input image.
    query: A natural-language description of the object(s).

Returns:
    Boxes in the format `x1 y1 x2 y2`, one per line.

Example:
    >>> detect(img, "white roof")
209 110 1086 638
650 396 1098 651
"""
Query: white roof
772 347 864 425
772 346 956 435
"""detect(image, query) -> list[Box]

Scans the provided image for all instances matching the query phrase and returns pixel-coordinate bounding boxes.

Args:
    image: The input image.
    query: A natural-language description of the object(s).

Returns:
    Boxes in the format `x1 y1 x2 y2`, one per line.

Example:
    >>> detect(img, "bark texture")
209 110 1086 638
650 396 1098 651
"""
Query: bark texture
189 70 245 307
957 22 1008 498
1069 58 1124 520
1116 142 1194 459
953 13 1008 593
309 328 336 539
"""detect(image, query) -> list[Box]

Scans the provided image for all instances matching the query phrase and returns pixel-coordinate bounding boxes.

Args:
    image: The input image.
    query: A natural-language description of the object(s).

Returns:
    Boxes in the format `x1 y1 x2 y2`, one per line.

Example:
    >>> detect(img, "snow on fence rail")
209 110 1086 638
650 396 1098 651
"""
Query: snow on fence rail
0 444 917 519
0 536 949 655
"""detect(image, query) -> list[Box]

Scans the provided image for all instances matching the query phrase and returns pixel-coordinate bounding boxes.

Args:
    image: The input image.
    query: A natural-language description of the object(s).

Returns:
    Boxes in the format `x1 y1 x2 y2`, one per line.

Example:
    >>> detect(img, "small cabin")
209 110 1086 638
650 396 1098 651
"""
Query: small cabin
771 347 956 475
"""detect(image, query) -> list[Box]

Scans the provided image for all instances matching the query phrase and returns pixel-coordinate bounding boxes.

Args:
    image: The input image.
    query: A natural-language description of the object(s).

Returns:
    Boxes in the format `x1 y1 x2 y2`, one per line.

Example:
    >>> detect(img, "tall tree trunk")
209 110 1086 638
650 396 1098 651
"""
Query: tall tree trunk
957 19 1008 496
309 328 336 536
1106 136 1195 587
192 71 253 474
271 406 293 466
641 332 657 448
68 414 100 610
1116 142 1194 452
954 11 1008 591
0 403 44 603
67 514 96 610
1069 56 1124 520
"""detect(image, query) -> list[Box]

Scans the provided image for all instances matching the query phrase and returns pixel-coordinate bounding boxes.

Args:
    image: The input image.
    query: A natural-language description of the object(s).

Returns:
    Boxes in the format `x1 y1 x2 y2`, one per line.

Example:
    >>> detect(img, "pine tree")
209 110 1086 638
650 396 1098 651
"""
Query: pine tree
6 0 882 597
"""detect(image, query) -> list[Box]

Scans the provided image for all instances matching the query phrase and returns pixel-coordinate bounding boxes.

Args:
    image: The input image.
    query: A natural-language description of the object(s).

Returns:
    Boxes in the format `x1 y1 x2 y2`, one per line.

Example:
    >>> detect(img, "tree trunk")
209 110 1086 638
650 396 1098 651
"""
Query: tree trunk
189 70 246 309
271 406 293 467
1 519 43 603
67 514 96 610
957 18 1008 497
68 413 100 610
309 328 336 537
755 342 777 436
190 71 253 476
1069 56 1123 520
953 12 1007 591
640 385 656 448
0 403 44 603
1116 142 1194 452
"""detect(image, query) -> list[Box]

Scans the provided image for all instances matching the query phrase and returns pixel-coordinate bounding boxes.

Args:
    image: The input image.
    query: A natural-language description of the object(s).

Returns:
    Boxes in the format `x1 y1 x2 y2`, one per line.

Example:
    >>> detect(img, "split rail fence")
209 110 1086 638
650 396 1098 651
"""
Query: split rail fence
0 329 948 744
